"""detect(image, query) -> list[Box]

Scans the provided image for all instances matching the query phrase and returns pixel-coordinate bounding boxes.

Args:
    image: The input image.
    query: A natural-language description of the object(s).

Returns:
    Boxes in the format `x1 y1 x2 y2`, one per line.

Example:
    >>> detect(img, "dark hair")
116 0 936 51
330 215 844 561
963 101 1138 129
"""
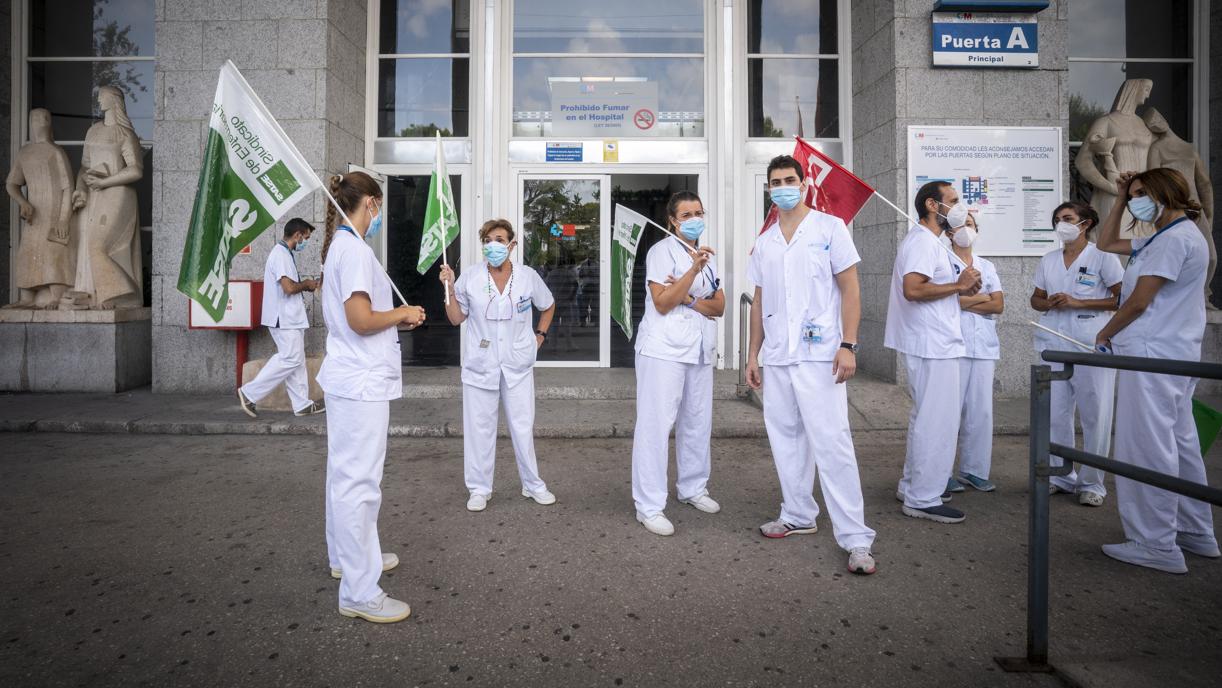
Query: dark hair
766 155 804 182
666 190 703 231
478 218 515 242
1130 167 1202 225
284 217 314 238
914 180 952 218
322 172 383 265
1051 201 1099 238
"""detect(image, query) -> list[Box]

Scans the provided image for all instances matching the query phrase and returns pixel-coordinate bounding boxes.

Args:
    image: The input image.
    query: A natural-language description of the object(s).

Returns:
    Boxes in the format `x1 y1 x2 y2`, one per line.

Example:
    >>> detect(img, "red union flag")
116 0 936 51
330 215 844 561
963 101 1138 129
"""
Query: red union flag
759 136 875 234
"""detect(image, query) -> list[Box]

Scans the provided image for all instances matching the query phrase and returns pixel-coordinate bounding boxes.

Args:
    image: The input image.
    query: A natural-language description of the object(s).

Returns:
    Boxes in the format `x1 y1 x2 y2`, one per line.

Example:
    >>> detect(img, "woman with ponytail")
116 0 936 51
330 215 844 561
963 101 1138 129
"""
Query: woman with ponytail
317 171 425 622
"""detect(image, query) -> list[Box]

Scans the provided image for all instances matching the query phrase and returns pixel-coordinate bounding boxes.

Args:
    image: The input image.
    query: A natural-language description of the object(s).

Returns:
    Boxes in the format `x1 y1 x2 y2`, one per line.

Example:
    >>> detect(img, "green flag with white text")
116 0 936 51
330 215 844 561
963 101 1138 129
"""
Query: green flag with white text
177 60 320 322
611 204 648 340
417 132 460 274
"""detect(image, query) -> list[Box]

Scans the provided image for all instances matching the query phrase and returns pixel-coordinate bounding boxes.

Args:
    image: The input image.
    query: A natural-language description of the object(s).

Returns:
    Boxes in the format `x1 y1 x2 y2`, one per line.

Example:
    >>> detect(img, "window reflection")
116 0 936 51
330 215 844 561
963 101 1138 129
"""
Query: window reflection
29 0 154 57
1068 62 1192 143
1068 0 1192 60
30 61 154 141
380 0 470 54
378 58 471 137
747 0 837 55
513 0 703 53
748 58 838 138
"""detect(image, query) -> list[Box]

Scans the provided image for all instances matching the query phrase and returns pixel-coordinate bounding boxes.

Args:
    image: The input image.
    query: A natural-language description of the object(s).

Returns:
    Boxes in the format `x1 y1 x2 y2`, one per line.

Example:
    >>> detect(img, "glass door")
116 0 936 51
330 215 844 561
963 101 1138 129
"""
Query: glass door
518 175 611 366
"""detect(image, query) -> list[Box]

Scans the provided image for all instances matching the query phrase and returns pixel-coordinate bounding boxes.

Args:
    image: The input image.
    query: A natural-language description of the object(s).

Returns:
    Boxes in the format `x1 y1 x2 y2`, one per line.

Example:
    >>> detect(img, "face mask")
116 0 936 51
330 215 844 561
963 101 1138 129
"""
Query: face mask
483 241 510 267
1054 221 1084 242
365 200 383 240
770 186 802 211
1127 195 1161 223
950 225 977 248
679 217 705 241
293 238 309 252
937 201 969 230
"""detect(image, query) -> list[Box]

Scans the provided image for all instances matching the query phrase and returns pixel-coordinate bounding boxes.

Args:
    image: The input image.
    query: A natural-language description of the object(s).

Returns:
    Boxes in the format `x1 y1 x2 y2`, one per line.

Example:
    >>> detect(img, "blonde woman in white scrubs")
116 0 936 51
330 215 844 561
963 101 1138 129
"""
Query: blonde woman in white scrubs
1030 201 1123 507
317 172 426 623
1093 167 1217 574
439 219 557 513
631 190 724 537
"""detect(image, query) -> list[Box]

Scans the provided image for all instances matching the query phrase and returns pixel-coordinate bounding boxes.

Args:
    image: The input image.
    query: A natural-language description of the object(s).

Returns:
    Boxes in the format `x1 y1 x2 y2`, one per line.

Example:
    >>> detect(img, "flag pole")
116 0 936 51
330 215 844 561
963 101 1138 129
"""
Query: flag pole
1027 320 1096 352
318 181 410 307
436 131 451 306
869 190 968 269
644 217 701 256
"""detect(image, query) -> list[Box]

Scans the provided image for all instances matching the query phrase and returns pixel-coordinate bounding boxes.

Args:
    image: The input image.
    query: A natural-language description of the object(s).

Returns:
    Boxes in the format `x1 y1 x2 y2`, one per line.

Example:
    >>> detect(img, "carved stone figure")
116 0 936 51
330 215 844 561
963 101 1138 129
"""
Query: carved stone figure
1074 79 1155 235
3 109 76 309
1144 107 1217 308
62 86 144 310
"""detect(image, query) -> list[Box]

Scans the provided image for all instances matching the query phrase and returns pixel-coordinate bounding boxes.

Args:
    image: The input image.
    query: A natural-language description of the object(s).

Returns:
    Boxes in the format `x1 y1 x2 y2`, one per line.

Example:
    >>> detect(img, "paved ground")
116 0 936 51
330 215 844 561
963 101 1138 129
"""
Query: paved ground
1 433 1219 687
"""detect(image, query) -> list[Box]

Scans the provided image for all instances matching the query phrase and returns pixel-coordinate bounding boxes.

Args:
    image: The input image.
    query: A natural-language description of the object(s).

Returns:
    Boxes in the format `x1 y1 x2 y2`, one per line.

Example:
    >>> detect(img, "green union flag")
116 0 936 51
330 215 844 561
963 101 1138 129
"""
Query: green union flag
417 131 460 274
611 204 648 339
177 60 320 322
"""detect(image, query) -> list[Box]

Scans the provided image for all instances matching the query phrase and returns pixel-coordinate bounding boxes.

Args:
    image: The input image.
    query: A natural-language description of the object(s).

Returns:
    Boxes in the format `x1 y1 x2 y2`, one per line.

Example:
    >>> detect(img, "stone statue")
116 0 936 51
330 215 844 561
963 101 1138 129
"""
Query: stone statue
1074 78 1155 235
62 85 144 310
3 109 76 309
1143 107 1218 308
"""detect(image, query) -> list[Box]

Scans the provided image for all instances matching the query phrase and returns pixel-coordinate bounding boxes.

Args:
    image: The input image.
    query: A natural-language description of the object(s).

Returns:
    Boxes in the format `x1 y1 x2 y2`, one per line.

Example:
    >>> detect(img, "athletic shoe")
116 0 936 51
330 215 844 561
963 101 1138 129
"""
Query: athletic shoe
466 493 489 512
759 519 818 538
946 477 965 493
237 388 257 418
637 513 674 536
338 593 411 623
957 473 996 492
847 548 877 575
680 494 721 514
294 400 326 416
330 552 400 579
1101 541 1187 574
521 488 557 506
895 490 951 504
1176 532 1222 558
901 504 966 524
1078 491 1105 507
1049 483 1073 495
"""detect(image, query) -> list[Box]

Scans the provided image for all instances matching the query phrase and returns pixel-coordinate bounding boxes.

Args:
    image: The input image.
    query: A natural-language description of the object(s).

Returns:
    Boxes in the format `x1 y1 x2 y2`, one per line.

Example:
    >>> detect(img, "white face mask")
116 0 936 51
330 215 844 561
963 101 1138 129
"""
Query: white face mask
1055 220 1085 242
951 225 977 248
937 201 969 230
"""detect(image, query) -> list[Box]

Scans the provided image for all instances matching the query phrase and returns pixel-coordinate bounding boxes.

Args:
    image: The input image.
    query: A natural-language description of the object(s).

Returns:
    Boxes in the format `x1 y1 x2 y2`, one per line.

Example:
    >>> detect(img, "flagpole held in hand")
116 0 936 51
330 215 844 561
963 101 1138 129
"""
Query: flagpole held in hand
869 191 967 269
644 217 701 255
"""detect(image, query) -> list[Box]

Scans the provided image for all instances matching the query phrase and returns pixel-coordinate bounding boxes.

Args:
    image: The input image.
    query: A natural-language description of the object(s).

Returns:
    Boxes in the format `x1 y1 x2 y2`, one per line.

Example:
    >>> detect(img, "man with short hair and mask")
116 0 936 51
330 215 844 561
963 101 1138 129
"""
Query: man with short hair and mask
745 155 877 575
439 218 558 512
237 217 325 417
884 181 981 524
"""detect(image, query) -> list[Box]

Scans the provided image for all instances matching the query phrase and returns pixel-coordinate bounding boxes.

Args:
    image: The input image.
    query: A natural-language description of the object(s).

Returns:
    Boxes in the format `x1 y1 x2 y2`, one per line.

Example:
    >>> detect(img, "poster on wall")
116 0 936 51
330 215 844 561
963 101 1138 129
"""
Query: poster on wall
550 81 659 137
907 126 1062 257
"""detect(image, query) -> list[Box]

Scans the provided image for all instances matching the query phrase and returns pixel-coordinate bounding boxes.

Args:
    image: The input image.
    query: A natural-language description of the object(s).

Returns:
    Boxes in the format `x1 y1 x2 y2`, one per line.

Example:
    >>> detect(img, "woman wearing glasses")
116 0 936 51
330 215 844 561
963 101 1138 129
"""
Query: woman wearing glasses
631 191 725 536
439 219 557 512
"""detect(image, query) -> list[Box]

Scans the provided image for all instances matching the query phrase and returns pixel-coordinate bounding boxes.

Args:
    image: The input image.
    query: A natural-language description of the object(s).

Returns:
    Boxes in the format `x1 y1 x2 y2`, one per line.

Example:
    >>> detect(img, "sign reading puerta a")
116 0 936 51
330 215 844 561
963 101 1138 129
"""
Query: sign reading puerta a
549 81 661 137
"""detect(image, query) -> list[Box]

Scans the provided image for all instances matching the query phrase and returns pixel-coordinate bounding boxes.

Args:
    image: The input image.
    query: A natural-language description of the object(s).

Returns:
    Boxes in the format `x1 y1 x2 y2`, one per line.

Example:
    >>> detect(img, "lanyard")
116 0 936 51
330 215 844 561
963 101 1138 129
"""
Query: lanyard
1130 216 1190 260
278 240 297 272
337 225 357 236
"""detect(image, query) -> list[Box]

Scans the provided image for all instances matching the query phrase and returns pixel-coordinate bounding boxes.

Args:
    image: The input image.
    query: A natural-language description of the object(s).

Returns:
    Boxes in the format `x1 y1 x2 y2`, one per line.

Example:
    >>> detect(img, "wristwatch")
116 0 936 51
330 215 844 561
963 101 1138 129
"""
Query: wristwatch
839 341 859 353
536 329 548 340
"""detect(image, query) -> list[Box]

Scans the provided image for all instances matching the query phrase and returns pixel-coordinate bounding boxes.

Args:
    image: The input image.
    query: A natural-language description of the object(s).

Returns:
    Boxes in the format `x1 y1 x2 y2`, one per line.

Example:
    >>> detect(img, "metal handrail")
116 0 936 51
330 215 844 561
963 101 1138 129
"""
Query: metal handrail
997 349 1222 674
737 292 753 388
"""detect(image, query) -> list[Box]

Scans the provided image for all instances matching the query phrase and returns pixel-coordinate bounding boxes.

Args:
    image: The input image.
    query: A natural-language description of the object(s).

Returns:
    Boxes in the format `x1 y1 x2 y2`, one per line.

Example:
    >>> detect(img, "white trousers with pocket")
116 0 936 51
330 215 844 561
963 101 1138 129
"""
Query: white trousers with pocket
325 394 389 608
240 327 310 412
631 353 714 518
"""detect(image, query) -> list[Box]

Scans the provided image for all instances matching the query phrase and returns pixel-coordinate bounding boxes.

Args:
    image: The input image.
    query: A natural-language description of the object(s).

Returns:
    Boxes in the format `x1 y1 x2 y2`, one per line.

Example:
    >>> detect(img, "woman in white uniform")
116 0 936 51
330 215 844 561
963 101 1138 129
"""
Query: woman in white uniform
1093 167 1218 574
631 191 724 537
946 213 1004 493
1030 201 1123 507
317 172 426 623
439 219 558 513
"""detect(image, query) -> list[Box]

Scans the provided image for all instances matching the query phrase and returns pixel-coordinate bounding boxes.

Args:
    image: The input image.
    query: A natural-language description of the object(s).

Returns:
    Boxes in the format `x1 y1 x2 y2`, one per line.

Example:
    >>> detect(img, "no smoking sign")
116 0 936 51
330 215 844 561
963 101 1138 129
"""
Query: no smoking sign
633 108 655 130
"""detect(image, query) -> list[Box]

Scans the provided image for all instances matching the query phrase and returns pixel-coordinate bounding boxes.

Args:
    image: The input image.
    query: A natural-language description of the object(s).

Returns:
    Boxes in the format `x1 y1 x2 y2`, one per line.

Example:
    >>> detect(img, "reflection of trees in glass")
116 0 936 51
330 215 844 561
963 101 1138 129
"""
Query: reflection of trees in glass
758 116 785 137
398 123 454 137
1069 92 1107 142
522 181 600 268
91 0 146 106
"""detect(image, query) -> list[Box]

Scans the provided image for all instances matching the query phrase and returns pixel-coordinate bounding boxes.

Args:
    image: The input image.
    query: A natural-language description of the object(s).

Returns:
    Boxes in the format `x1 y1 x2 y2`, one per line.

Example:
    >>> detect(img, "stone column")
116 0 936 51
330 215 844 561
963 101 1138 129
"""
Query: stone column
0 1 11 306
152 0 367 392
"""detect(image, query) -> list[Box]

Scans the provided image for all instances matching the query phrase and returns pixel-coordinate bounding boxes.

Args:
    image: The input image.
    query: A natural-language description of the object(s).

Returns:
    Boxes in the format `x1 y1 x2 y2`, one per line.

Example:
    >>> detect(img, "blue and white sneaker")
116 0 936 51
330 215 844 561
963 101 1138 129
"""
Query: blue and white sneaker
957 473 996 492
901 504 966 524
946 477 966 494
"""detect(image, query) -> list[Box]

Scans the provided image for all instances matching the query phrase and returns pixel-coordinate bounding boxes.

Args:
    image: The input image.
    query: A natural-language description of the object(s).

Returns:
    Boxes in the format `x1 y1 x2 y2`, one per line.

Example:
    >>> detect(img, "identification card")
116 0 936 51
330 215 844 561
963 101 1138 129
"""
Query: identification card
479 339 491 348
1076 272 1098 287
516 296 531 313
801 321 822 344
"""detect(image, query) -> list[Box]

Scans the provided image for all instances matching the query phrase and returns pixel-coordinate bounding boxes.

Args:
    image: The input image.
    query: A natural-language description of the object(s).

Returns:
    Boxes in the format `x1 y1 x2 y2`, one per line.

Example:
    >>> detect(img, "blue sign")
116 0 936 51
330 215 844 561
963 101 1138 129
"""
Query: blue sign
931 12 1038 68
545 142 583 162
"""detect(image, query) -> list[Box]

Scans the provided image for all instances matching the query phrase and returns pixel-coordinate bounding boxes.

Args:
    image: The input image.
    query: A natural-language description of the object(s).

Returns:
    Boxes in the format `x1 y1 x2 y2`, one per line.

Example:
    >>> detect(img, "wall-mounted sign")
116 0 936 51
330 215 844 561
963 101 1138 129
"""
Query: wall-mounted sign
550 81 660 137
931 12 1038 68
188 280 263 329
603 139 619 163
545 142 583 162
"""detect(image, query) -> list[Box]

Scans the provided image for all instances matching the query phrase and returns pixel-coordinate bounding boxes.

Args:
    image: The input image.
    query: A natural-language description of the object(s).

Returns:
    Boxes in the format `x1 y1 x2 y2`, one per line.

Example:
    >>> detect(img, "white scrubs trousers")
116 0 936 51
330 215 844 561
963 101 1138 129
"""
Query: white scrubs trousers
462 371 547 497
631 353 713 518
761 361 875 551
956 357 995 480
324 394 389 608
1114 371 1215 551
240 327 310 412
1048 361 1114 496
899 355 961 509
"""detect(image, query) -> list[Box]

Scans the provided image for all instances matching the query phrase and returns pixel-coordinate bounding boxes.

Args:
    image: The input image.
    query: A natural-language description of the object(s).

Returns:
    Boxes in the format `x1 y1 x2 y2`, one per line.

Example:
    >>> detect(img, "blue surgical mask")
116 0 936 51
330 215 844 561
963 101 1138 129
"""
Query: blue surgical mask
1127 195 1161 223
483 241 510 267
770 186 802 211
679 217 705 241
365 200 383 240
293 238 308 252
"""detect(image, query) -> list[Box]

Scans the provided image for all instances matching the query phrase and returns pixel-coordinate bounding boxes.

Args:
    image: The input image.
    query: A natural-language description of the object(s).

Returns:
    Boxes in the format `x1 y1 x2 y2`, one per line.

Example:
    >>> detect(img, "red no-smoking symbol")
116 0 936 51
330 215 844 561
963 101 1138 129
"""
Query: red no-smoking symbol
633 109 655 130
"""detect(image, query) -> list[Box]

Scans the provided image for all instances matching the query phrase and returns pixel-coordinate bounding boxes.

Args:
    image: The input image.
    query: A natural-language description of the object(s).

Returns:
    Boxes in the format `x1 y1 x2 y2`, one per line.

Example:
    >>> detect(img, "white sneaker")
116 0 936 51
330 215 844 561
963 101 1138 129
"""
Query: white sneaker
521 488 557 506
466 493 489 512
637 513 674 536
1078 491 1105 507
847 548 877 575
1101 540 1187 574
338 593 411 623
330 552 400 579
1176 532 1221 558
680 494 721 514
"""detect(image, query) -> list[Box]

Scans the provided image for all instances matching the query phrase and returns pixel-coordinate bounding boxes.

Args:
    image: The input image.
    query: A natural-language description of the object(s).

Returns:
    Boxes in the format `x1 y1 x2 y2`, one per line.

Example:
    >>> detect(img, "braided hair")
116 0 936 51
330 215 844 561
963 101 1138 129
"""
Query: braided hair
322 171 383 266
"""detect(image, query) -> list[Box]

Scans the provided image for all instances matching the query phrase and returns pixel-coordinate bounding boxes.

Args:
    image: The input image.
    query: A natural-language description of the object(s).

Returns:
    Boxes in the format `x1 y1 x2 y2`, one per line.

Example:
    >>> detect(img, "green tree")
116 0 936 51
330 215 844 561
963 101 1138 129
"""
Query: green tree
91 0 147 106
1068 92 1107 142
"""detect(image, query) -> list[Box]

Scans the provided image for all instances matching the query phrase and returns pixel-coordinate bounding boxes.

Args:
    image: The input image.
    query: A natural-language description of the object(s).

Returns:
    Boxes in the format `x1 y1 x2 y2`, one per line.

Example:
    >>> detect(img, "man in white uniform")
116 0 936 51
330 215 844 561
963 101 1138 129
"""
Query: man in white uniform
884 181 981 524
745 155 876 575
237 218 324 417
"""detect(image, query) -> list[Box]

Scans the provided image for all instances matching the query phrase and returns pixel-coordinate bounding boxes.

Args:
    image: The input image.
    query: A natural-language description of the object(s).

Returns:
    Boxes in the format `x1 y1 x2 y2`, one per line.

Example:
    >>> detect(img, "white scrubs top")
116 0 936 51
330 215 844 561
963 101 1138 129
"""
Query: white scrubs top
959 256 1002 360
260 242 308 329
884 225 966 359
1112 217 1208 360
454 262 555 391
636 237 720 365
316 228 403 401
1032 242 1123 352
747 210 860 365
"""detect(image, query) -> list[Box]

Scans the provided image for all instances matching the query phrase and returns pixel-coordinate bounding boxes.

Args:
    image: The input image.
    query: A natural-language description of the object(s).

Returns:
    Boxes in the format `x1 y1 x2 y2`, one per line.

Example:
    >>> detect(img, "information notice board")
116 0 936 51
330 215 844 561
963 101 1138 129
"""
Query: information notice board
907 126 1062 257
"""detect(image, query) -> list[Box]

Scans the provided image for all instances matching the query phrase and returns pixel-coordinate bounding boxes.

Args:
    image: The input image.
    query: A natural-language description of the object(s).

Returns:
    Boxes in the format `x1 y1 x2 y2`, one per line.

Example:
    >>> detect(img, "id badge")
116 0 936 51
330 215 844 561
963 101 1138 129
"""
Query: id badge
479 339 491 348
516 296 531 313
801 321 822 344
1076 272 1098 287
